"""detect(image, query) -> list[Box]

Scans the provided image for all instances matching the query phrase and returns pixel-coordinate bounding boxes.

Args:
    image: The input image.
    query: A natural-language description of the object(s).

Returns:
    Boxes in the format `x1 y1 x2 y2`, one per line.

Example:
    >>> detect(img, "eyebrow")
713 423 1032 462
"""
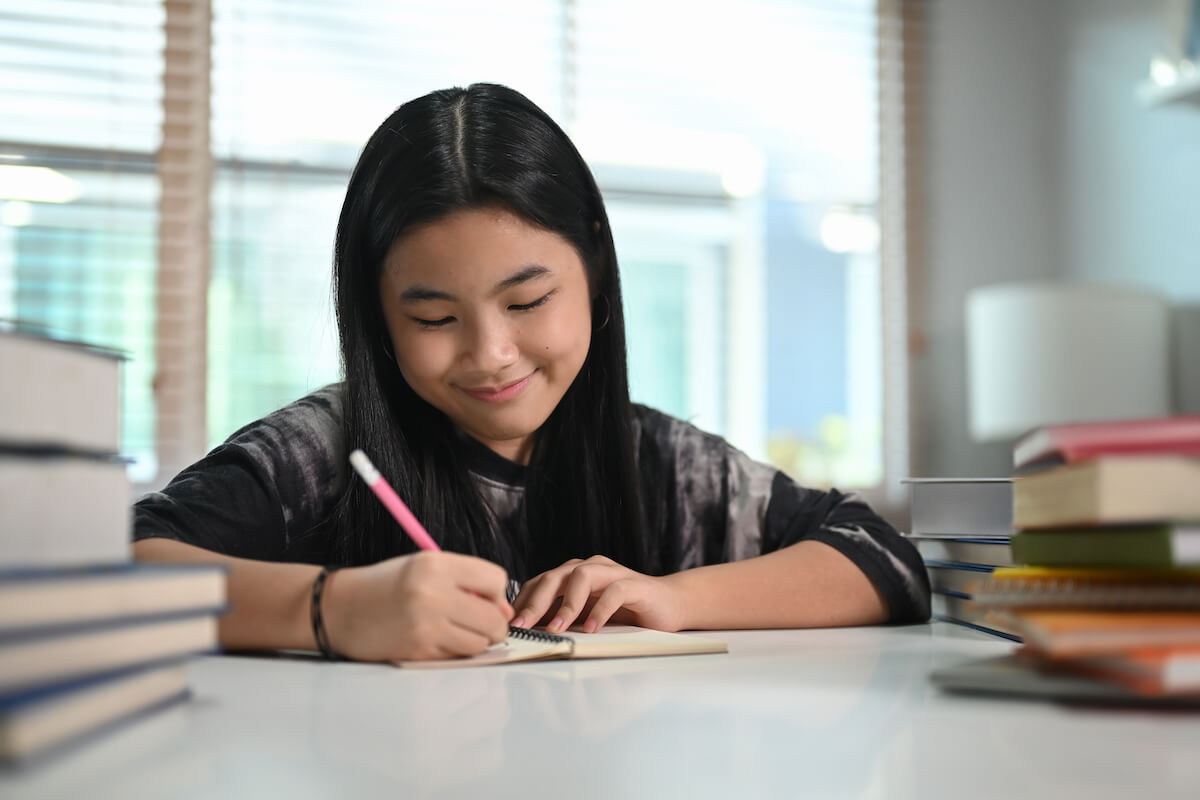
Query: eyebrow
398 264 552 303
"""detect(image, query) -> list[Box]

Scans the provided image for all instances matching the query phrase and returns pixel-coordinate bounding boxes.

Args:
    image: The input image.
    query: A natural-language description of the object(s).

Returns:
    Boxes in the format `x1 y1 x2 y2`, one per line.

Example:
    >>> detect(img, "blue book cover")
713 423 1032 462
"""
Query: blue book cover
0 661 191 765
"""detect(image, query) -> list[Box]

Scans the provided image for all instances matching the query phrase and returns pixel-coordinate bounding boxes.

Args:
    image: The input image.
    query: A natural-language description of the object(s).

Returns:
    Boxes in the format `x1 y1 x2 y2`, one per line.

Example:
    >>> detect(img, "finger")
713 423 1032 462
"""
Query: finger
450 588 512 645
582 579 637 633
509 574 544 628
445 553 510 603
549 565 619 633
512 577 563 630
399 614 491 661
436 620 494 658
511 564 579 629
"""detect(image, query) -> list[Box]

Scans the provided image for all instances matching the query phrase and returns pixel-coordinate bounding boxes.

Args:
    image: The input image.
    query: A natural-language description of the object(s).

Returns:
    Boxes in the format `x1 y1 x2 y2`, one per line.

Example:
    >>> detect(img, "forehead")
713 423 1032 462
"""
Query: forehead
383 207 584 284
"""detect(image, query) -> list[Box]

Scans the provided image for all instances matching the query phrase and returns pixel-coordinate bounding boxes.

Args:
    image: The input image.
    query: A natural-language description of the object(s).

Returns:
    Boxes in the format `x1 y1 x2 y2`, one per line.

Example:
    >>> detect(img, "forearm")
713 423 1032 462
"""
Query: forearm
663 540 888 630
133 537 321 652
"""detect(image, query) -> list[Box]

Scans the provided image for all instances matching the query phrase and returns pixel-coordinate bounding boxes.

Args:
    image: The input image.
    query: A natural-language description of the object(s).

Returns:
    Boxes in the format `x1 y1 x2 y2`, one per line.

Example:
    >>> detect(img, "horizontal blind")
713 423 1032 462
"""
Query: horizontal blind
573 0 879 202
574 0 887 489
206 0 566 448
0 0 164 481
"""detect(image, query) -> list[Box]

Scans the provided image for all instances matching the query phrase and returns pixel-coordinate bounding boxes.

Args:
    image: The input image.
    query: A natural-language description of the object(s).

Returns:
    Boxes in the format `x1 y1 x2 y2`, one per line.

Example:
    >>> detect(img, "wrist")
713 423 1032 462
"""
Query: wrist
311 566 349 659
660 570 701 630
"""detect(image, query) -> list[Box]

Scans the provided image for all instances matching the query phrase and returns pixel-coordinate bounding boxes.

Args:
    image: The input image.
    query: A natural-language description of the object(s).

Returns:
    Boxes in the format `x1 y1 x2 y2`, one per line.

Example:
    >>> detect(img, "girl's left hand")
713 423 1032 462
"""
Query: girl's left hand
510 555 687 634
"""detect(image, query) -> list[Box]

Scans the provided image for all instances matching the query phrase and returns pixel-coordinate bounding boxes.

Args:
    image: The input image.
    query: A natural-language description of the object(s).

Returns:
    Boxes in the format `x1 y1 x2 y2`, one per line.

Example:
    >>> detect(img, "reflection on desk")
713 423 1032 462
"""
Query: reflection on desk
3 623 1199 800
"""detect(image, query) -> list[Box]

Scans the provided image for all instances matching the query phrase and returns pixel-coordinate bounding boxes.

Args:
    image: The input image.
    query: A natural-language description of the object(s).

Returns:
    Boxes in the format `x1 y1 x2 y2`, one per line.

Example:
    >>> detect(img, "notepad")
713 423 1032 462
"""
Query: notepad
394 626 728 669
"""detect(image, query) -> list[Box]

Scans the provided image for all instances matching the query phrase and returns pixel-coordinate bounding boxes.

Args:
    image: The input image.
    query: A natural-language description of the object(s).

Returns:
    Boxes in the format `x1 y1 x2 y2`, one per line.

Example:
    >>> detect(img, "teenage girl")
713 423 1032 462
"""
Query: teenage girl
133 83 931 662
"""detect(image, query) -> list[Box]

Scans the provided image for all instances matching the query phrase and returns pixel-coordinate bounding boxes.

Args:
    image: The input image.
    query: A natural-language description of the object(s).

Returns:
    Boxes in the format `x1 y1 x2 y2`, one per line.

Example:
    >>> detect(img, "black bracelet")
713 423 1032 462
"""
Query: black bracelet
310 566 341 660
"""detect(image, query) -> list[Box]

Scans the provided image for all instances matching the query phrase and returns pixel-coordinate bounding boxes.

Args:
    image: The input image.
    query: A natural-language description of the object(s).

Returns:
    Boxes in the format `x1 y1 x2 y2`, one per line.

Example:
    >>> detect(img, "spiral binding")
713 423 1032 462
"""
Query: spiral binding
508 625 572 644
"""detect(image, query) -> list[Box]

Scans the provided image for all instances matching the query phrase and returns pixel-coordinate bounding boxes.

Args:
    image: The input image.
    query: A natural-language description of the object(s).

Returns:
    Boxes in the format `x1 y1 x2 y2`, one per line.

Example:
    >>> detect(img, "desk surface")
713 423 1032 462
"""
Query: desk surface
5 623 1200 800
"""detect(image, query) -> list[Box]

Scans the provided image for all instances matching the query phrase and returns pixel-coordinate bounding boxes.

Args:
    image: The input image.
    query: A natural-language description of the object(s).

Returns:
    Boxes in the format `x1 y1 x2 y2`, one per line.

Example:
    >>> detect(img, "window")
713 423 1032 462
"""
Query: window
0 0 164 482
2 0 917 502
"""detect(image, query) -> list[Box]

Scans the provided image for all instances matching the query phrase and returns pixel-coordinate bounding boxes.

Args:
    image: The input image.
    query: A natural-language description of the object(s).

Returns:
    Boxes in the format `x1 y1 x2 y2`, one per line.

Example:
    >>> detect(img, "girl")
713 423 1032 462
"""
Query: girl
133 83 930 662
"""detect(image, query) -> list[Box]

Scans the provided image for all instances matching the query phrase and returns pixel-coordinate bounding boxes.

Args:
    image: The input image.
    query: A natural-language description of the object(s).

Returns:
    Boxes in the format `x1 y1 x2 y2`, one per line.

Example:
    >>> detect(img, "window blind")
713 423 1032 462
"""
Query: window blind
206 0 567 447
2 0 925 499
0 0 164 483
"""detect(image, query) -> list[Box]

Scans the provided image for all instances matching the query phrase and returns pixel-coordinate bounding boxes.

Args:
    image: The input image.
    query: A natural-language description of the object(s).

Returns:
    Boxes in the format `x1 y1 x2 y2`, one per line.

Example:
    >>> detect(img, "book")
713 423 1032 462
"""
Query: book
0 451 131 567
903 478 1013 537
395 626 728 669
0 613 218 693
1010 524 1200 569
988 609 1200 658
926 562 993 596
0 564 227 635
0 327 123 453
1012 456 1200 528
1013 415 1200 473
1045 646 1200 697
972 566 1200 609
930 653 1200 706
931 592 1021 641
909 536 1013 567
0 663 188 764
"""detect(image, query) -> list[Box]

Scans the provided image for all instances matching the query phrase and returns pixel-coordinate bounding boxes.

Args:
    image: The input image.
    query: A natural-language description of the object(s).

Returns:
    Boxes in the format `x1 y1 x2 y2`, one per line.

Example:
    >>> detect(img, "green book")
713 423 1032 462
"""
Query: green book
1011 524 1200 568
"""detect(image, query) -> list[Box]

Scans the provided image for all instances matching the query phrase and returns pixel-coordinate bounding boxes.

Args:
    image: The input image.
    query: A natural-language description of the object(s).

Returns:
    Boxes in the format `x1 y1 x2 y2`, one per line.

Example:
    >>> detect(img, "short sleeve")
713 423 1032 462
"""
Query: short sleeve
763 474 931 624
133 385 348 564
633 404 930 624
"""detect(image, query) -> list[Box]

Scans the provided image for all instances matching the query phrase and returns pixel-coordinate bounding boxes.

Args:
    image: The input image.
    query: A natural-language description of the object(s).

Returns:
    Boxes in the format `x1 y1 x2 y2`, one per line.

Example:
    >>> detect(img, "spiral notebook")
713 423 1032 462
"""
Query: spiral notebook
395 625 728 669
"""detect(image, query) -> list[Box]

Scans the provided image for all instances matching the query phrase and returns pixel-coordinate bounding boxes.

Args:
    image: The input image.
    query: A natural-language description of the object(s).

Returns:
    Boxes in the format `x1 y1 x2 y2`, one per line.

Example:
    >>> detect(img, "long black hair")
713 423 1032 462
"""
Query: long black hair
331 83 654 579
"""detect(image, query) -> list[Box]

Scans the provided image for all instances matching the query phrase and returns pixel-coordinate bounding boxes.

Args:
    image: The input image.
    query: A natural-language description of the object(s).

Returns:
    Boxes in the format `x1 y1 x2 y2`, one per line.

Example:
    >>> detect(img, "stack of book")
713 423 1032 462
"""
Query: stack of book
0 326 225 765
971 415 1200 698
902 477 1017 640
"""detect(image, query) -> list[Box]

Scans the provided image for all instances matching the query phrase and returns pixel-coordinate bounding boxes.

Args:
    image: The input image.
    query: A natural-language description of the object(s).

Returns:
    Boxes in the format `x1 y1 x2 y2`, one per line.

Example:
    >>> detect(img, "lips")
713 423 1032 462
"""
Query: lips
461 372 534 403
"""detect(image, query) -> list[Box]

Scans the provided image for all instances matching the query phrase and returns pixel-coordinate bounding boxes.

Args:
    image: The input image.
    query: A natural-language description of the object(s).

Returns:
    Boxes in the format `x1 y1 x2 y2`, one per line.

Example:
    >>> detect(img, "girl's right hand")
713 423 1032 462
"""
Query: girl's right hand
321 551 513 662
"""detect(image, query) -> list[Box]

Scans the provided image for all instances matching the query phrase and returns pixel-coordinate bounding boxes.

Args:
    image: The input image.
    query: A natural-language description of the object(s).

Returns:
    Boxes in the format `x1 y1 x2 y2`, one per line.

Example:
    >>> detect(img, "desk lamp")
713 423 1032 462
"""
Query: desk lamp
966 282 1170 443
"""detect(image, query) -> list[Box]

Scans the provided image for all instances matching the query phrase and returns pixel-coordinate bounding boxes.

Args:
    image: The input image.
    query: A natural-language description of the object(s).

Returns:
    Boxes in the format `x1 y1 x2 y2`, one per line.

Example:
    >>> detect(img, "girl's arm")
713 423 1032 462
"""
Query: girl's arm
511 540 885 634
134 537 513 660
513 408 929 633
134 537 322 651
661 539 887 629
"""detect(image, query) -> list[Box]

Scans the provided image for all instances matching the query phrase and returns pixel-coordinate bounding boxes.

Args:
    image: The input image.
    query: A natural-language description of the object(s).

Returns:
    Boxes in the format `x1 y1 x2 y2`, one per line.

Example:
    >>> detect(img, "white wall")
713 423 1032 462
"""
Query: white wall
915 0 1200 480
914 0 1065 478
1060 0 1200 298
1057 0 1200 413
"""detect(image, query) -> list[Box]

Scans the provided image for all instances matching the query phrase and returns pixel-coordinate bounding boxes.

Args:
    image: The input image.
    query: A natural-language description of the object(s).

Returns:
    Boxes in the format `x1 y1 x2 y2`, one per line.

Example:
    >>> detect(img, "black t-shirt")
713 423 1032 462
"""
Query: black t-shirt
133 384 931 623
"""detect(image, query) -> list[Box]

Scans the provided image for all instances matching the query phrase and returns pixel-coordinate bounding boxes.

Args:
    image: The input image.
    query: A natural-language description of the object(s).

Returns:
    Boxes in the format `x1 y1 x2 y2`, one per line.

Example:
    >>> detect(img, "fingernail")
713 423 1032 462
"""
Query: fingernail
549 617 564 632
511 616 526 629
583 619 597 633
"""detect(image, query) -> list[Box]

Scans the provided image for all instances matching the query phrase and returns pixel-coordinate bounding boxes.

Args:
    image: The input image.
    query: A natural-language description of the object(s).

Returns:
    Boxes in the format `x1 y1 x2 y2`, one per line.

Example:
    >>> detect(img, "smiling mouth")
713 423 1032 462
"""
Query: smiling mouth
461 372 535 403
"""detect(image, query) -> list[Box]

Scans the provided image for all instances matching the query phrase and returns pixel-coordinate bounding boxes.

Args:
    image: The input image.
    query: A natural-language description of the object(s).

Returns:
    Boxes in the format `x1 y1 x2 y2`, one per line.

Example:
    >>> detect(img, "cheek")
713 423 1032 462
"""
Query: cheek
536 306 591 366
392 335 453 382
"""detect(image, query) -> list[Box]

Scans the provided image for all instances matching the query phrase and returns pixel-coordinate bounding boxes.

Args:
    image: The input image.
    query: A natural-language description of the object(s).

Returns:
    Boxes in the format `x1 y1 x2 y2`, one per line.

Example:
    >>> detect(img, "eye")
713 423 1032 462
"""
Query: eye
509 291 554 312
411 315 455 329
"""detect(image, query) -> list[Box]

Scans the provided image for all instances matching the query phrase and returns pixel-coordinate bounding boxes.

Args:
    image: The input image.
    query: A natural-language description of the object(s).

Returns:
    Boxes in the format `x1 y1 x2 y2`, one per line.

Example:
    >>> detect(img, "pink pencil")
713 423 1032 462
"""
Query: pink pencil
349 449 441 552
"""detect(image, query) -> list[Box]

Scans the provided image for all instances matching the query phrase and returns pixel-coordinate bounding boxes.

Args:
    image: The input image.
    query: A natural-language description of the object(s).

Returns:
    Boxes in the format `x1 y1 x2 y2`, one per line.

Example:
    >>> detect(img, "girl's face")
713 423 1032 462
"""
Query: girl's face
379 206 593 464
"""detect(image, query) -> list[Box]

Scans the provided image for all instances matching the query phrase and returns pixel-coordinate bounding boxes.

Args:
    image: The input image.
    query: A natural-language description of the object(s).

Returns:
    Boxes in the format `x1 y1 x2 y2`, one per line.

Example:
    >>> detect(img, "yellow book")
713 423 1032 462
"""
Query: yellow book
395 626 728 669
972 566 1200 609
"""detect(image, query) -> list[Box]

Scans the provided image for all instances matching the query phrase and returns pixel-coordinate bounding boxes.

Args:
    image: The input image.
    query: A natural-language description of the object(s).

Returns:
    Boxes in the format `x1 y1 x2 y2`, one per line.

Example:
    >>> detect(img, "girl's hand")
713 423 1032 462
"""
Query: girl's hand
323 551 513 662
510 555 686 634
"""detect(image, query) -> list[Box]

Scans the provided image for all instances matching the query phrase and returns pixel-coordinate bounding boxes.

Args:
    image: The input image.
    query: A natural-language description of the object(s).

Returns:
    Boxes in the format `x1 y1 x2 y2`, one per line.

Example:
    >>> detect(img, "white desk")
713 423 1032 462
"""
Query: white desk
4 623 1200 799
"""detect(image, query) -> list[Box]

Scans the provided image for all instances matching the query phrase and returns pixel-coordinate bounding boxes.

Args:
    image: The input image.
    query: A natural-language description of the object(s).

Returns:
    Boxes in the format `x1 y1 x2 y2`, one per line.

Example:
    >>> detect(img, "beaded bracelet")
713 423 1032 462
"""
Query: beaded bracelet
310 566 341 660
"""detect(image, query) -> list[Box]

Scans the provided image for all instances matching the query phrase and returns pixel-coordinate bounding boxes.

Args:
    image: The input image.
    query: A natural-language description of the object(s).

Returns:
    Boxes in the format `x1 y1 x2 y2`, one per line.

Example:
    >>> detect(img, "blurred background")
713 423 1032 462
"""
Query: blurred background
1 0 1198 524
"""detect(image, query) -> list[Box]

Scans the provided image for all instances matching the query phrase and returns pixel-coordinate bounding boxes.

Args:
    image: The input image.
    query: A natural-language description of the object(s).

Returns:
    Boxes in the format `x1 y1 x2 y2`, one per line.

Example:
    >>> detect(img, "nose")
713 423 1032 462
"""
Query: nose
461 314 519 375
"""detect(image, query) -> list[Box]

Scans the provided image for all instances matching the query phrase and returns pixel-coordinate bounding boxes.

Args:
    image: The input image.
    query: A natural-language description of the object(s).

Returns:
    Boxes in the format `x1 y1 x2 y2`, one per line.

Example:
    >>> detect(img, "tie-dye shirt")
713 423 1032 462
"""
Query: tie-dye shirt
133 384 931 623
